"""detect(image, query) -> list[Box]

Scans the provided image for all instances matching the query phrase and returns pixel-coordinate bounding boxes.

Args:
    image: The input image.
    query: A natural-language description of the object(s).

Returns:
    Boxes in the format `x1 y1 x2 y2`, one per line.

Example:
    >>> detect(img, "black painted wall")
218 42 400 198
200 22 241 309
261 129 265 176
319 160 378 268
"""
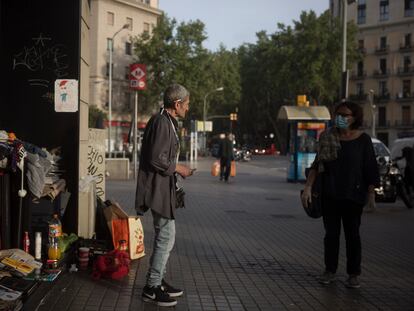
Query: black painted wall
0 0 81 234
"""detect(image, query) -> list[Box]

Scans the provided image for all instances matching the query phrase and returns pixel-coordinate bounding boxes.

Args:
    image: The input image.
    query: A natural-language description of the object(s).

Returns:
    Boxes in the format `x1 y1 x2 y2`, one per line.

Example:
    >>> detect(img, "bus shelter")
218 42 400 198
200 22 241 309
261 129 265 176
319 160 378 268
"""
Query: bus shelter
277 106 331 182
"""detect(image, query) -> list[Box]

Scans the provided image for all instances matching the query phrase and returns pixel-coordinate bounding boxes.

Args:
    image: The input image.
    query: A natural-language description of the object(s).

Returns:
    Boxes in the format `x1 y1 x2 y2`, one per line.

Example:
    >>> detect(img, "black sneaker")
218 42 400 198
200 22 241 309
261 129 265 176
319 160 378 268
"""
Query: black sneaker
317 271 336 285
142 285 177 307
161 279 184 298
345 275 361 289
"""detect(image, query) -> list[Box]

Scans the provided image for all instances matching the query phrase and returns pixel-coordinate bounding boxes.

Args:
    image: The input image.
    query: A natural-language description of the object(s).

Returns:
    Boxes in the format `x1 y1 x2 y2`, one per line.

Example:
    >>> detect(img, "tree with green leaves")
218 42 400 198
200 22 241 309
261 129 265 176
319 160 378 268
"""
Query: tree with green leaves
131 14 241 127
238 10 359 151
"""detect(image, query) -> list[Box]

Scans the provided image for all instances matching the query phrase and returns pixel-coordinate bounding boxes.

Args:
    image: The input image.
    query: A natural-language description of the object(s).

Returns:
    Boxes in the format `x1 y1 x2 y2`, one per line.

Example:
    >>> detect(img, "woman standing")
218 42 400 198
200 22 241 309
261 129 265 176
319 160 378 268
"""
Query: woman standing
301 101 379 288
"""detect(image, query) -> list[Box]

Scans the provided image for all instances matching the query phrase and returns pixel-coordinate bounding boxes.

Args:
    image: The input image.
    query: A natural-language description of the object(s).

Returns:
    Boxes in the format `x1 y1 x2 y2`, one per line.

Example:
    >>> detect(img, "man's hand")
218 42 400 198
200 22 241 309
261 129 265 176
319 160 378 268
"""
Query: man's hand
301 186 312 209
176 164 194 178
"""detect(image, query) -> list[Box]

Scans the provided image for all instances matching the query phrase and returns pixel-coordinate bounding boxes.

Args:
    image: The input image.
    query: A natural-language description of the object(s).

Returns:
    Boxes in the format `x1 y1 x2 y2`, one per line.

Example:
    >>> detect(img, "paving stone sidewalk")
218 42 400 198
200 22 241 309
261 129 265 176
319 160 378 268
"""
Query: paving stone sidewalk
25 156 414 311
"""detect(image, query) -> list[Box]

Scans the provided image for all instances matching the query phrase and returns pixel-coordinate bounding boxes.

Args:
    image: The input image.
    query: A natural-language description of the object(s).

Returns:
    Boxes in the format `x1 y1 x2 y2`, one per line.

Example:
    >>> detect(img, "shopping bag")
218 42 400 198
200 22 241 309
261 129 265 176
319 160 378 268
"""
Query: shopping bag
104 201 145 260
230 161 236 177
211 161 220 176
127 217 145 259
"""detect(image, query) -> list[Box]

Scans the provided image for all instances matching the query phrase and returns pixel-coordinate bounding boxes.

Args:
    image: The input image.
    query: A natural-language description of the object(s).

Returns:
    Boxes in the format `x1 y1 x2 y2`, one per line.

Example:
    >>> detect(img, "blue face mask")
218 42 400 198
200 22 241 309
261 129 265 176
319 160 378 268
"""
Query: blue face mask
335 115 349 129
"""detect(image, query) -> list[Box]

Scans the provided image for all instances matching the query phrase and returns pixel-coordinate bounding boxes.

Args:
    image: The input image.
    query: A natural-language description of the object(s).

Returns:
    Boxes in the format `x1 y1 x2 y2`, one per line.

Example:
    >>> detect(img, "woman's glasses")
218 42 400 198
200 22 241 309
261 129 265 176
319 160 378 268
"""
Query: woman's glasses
336 112 353 117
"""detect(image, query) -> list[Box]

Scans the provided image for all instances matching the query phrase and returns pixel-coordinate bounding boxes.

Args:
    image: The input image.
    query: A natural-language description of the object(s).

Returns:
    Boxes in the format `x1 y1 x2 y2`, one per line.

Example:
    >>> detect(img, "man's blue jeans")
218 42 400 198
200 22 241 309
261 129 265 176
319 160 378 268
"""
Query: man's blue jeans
146 210 176 287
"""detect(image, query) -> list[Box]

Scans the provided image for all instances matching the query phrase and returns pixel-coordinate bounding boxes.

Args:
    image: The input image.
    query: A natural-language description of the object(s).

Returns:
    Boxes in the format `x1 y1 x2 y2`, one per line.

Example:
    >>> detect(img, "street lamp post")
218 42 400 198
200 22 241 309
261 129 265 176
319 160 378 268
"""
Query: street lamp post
108 23 129 157
369 89 376 138
203 87 223 151
341 0 356 100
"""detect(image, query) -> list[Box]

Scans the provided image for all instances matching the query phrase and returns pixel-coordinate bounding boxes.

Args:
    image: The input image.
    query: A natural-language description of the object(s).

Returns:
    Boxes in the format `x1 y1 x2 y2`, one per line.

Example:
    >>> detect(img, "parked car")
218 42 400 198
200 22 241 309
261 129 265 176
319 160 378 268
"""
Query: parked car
371 137 390 162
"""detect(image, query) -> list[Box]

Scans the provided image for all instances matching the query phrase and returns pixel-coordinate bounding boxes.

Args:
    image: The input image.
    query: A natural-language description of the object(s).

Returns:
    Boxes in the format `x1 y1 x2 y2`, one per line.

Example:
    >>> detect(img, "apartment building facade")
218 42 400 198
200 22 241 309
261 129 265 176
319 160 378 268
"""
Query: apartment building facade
331 0 414 146
90 0 162 151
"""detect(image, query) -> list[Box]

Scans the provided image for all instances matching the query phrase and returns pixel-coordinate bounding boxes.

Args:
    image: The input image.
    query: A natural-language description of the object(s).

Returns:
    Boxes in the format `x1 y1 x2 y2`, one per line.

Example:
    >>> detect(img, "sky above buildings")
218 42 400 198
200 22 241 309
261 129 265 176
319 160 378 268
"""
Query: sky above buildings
158 0 329 51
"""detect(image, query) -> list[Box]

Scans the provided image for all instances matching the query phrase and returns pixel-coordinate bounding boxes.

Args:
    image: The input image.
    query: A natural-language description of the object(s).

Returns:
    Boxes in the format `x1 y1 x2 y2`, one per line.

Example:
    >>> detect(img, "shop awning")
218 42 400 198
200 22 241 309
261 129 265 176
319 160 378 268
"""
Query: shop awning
277 105 331 121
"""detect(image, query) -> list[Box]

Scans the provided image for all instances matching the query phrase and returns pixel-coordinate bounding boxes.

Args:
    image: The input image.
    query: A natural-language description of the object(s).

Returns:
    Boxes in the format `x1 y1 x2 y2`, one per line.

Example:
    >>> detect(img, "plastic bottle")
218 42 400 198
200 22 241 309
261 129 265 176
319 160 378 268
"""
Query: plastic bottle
48 214 62 260
35 232 42 260
48 238 61 260
48 214 62 244
23 231 30 253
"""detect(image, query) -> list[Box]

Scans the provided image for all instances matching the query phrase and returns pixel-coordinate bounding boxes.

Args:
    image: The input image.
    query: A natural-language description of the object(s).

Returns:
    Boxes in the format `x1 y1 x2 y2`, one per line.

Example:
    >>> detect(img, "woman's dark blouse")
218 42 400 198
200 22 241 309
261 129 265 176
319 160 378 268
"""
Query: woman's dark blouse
312 132 380 205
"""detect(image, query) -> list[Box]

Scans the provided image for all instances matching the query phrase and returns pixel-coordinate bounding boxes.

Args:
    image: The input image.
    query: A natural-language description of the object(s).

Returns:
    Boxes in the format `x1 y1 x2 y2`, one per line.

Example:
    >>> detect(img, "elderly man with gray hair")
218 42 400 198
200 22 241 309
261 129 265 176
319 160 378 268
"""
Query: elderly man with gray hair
136 83 194 307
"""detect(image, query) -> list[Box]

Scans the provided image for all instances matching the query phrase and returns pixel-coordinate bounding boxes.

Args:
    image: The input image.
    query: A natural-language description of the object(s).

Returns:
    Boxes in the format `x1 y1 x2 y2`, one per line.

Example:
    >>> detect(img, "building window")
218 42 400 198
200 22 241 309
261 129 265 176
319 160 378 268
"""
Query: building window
358 39 365 53
380 36 387 49
126 17 133 30
107 12 114 25
380 58 387 74
378 107 387 127
143 22 150 34
125 92 132 110
358 0 366 24
106 62 114 77
402 106 411 125
403 80 411 97
380 0 389 21
125 42 132 55
357 61 364 76
125 66 130 80
405 33 412 47
142 0 150 4
404 56 411 71
379 81 388 96
107 38 113 51
405 0 414 17
356 82 364 96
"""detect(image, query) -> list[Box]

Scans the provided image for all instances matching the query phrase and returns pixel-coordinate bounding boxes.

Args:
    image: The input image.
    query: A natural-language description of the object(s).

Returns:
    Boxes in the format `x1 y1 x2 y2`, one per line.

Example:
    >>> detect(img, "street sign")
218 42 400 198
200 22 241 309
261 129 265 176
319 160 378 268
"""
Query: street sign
130 64 146 90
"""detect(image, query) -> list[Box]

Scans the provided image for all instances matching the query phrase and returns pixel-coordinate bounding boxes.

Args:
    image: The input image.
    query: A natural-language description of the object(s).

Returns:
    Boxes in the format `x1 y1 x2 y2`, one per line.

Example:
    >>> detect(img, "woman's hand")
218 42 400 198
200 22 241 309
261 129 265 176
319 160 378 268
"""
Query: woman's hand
301 186 312 208
366 192 376 211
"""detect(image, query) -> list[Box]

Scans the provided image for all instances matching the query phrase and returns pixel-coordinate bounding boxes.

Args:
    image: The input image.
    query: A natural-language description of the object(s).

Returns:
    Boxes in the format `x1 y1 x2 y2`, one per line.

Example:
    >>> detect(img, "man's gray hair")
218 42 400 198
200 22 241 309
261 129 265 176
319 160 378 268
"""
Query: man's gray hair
163 83 189 108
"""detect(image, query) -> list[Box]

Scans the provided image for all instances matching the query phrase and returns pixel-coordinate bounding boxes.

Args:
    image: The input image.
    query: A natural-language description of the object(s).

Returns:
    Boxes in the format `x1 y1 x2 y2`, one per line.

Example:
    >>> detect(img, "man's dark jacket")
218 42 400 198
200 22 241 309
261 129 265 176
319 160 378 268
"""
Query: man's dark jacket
135 110 179 219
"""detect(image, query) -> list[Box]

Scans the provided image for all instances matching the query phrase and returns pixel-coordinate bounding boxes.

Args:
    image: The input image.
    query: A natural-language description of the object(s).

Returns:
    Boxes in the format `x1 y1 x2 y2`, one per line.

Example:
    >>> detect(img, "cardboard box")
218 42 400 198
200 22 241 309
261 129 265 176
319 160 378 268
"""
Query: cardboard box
103 202 145 260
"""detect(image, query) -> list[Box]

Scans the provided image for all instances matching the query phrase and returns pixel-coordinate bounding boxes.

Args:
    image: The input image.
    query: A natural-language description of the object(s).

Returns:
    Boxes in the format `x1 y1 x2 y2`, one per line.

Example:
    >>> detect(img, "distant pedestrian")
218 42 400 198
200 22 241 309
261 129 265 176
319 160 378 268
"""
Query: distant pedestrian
218 133 234 182
135 84 194 307
301 101 379 289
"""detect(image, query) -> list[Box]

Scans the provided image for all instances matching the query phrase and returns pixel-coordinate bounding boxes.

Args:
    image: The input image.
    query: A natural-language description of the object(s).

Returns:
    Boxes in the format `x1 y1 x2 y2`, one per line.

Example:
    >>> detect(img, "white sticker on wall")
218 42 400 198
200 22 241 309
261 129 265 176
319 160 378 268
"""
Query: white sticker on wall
54 79 78 112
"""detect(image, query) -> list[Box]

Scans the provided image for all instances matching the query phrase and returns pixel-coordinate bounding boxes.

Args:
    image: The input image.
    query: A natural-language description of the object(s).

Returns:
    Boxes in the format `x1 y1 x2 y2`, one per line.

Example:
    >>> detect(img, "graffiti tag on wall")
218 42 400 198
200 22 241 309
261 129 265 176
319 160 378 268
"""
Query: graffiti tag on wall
88 129 106 199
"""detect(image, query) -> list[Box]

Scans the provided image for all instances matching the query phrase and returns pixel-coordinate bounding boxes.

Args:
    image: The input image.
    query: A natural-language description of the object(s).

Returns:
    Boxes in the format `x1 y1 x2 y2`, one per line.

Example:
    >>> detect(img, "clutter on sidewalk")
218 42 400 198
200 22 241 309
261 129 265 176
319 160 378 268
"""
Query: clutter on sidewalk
1 130 146 308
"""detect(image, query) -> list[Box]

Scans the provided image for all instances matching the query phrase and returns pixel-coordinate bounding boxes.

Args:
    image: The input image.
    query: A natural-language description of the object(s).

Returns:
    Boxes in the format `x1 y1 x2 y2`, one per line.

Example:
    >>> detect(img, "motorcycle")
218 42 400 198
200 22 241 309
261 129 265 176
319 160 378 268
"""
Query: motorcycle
234 148 252 162
375 156 414 209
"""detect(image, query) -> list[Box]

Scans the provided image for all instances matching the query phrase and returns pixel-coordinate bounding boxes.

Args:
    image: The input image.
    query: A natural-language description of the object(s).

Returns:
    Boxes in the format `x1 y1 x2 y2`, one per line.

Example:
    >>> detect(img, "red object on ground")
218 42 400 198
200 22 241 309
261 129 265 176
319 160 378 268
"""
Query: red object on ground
92 249 130 280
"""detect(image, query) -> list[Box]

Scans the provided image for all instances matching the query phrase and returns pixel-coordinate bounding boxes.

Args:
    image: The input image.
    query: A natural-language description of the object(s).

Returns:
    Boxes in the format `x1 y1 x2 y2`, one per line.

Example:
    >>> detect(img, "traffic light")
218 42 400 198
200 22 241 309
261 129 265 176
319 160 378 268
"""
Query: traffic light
230 113 237 121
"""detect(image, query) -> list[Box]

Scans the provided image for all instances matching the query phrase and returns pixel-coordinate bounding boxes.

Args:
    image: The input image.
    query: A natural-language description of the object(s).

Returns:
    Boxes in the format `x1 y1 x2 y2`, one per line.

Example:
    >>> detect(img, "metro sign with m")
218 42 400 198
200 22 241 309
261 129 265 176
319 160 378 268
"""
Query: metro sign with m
130 64 146 90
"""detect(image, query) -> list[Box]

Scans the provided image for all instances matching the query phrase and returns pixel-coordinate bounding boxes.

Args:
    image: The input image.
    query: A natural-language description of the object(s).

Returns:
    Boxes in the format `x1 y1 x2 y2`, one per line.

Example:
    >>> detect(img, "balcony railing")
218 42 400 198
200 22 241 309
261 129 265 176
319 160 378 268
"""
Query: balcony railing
357 47 366 55
349 93 368 102
377 120 391 129
399 44 414 52
374 93 391 103
375 45 390 55
350 70 366 80
397 66 414 76
373 69 389 78
362 120 390 129
394 120 414 128
404 9 414 17
396 92 414 102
